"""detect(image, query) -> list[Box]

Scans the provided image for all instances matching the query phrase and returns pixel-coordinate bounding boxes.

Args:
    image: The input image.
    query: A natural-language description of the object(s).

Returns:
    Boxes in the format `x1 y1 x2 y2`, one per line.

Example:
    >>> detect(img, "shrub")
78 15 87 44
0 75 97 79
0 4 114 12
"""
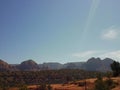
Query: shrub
94 74 115 90
47 84 52 90
19 85 28 90
36 83 46 90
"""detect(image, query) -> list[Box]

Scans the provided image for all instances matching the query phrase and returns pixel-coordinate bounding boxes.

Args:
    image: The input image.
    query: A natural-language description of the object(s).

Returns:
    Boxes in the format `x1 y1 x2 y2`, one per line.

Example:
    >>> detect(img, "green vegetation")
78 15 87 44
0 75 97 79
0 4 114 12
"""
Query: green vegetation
94 74 106 90
37 83 46 90
94 74 115 90
0 69 100 87
110 61 120 77
36 83 53 90
92 62 119 90
19 85 28 90
47 84 52 90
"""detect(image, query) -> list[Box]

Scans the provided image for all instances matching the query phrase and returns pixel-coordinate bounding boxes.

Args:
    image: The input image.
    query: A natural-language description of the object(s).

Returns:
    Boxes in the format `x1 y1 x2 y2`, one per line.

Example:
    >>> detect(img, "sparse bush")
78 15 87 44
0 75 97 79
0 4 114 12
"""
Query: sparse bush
0 86 9 90
47 84 52 90
78 82 85 87
94 74 115 90
19 85 28 90
105 78 114 89
94 75 106 90
36 83 46 90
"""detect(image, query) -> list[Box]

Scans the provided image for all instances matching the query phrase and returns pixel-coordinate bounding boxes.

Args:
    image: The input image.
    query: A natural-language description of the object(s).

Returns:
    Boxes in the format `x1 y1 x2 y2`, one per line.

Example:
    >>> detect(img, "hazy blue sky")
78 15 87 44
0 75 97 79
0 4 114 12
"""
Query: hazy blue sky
0 0 120 64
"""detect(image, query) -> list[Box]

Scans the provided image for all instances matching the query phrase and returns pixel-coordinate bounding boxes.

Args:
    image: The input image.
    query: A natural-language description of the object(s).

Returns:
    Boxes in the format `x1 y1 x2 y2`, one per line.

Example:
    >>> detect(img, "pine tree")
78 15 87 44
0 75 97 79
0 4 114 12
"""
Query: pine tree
110 61 120 77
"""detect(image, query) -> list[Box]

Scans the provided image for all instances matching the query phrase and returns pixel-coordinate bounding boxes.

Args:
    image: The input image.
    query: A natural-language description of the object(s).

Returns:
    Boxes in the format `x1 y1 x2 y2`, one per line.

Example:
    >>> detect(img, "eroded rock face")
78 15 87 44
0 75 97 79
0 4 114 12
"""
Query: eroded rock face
0 59 17 71
0 57 114 71
84 57 113 72
18 59 39 71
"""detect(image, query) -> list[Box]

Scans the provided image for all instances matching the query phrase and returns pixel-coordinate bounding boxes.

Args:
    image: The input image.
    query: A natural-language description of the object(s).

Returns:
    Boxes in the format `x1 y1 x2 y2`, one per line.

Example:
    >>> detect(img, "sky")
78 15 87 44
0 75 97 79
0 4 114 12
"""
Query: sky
0 0 120 64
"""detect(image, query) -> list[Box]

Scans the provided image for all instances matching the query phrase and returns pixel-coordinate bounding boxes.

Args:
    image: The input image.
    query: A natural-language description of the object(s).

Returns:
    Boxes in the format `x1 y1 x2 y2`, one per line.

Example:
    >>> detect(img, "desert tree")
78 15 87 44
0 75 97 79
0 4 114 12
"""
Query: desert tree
110 61 120 77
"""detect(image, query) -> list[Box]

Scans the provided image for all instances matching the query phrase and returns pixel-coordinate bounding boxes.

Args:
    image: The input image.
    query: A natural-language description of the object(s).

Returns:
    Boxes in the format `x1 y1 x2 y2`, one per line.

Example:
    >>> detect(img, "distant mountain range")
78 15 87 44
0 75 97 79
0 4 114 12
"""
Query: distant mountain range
0 57 114 72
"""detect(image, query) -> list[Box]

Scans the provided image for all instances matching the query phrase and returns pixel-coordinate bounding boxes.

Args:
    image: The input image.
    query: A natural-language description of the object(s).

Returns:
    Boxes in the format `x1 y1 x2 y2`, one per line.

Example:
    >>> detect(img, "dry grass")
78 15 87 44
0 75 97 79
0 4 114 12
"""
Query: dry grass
112 77 120 90
7 77 120 90
51 77 120 90
52 84 84 90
